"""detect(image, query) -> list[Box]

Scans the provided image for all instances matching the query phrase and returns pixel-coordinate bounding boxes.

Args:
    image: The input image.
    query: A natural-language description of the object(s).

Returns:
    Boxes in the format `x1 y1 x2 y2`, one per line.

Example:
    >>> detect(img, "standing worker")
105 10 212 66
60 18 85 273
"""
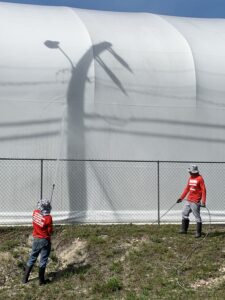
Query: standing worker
22 198 53 285
177 165 206 238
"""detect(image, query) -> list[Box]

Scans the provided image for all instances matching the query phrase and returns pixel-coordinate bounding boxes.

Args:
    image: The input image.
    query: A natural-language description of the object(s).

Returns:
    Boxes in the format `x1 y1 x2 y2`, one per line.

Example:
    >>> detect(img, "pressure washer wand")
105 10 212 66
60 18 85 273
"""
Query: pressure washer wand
151 202 177 225
50 184 55 204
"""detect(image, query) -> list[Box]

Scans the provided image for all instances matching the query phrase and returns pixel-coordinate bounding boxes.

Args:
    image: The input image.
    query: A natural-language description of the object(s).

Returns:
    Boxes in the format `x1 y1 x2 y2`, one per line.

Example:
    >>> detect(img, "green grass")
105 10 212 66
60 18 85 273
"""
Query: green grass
0 224 225 299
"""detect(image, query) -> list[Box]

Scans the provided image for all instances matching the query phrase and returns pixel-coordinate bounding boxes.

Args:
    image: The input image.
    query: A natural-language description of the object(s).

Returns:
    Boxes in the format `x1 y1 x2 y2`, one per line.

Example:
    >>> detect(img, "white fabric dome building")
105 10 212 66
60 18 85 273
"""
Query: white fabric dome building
1 2 225 224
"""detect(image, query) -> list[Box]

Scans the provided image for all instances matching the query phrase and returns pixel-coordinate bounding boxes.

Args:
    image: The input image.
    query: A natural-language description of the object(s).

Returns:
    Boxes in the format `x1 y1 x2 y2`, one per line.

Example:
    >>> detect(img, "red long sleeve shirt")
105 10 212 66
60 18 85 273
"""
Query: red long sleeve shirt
32 209 53 240
180 175 206 204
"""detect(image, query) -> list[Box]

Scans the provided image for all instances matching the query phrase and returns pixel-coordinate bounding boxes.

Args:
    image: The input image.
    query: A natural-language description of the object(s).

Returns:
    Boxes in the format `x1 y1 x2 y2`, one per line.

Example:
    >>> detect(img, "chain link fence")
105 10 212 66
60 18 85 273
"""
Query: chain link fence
0 159 224 225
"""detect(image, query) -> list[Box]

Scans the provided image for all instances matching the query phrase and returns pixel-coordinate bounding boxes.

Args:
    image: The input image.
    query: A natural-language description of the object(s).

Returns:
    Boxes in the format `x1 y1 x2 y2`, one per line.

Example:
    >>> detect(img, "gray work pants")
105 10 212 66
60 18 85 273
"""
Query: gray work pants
182 200 202 223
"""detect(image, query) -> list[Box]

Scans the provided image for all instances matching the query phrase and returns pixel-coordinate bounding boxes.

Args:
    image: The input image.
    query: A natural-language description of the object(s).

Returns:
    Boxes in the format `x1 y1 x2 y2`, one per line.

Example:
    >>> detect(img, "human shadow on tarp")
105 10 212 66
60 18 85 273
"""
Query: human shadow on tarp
44 40 132 220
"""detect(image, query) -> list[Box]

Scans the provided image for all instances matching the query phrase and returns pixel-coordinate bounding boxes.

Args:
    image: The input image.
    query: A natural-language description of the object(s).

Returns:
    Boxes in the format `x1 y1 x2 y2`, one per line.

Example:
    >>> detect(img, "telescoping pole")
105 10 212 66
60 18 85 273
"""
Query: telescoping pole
50 184 55 204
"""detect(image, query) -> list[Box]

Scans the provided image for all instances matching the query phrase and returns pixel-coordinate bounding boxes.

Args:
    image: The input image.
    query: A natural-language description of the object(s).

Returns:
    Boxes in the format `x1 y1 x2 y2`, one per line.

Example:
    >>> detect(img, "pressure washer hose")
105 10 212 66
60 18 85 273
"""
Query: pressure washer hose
149 202 212 290
175 205 212 290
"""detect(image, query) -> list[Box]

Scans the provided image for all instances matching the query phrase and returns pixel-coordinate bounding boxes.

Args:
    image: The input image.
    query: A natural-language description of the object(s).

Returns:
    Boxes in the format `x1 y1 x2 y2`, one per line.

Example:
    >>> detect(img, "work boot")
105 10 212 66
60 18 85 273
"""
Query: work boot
22 265 33 284
195 222 202 238
39 267 51 285
179 219 189 234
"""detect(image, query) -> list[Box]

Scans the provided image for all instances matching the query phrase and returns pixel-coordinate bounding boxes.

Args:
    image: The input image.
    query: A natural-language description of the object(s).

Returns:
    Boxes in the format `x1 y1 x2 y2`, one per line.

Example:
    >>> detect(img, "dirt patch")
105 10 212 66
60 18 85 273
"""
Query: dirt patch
191 276 225 289
54 238 88 269
191 265 225 289
117 236 149 262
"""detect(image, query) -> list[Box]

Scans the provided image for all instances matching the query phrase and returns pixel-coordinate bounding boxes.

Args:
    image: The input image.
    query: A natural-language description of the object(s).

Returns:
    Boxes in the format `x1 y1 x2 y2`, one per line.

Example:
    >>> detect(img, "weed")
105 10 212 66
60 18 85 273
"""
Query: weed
0 239 19 251
93 276 123 296
110 261 123 273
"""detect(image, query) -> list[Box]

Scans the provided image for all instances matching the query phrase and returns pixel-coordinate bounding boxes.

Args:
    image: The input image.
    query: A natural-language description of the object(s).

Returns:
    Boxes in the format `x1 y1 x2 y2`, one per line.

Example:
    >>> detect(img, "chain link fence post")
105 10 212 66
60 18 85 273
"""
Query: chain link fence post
40 159 43 200
157 160 160 225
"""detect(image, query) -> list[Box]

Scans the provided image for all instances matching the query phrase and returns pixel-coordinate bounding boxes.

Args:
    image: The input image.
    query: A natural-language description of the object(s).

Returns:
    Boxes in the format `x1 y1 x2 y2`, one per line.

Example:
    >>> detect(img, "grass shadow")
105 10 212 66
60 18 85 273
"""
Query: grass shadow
207 231 225 238
48 264 91 282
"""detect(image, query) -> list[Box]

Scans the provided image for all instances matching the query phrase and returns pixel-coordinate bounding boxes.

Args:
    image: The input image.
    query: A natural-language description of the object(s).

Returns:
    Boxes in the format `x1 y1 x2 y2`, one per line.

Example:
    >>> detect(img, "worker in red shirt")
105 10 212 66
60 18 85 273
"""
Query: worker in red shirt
22 198 53 285
177 165 206 238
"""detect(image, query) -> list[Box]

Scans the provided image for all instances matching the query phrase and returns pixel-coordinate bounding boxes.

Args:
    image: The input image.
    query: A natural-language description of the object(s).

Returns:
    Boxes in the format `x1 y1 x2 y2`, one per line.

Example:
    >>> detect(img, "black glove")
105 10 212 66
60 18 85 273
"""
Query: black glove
177 199 182 203
200 203 206 207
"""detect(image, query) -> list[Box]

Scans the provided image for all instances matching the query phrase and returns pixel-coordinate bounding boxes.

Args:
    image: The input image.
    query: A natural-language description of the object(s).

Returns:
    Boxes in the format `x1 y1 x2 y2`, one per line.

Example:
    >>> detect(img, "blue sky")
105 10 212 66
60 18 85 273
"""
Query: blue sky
1 0 225 18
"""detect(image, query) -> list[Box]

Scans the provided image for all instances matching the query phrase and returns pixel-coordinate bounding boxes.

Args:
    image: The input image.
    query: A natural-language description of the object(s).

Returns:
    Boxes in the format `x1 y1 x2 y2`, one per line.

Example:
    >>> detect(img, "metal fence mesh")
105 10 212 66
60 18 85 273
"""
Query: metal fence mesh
0 159 41 224
0 159 225 224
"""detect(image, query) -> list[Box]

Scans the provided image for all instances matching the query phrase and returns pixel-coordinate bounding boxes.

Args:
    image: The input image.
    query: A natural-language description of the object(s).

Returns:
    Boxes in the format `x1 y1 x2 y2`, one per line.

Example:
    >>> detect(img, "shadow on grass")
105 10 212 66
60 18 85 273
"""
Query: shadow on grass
21 264 91 284
207 231 225 237
48 264 91 282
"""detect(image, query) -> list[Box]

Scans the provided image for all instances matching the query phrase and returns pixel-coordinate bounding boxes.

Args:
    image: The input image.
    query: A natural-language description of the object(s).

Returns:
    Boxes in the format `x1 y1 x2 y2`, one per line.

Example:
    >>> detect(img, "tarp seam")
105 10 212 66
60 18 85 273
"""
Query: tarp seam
66 7 96 103
155 14 198 107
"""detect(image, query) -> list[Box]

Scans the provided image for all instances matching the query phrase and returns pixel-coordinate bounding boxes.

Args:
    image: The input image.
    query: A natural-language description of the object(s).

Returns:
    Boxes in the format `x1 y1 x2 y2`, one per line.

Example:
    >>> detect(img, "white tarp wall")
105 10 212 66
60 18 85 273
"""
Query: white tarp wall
0 2 225 224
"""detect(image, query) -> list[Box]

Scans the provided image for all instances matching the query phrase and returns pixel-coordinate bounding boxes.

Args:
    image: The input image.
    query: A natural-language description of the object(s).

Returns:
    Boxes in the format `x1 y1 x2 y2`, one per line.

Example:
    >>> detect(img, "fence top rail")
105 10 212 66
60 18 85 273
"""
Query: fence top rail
1 158 225 164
